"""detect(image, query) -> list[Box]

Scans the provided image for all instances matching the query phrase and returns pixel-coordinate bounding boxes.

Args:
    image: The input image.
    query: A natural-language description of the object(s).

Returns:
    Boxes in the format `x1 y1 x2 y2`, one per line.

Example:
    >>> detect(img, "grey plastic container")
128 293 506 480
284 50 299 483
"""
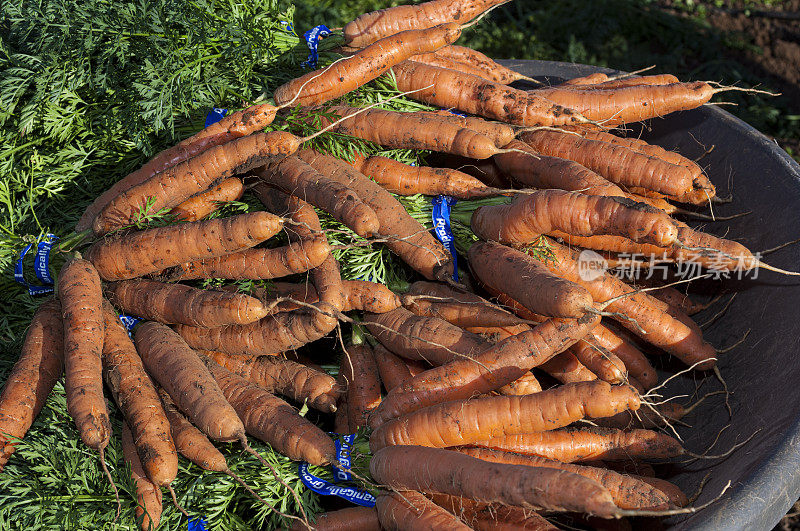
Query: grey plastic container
500 59 800 530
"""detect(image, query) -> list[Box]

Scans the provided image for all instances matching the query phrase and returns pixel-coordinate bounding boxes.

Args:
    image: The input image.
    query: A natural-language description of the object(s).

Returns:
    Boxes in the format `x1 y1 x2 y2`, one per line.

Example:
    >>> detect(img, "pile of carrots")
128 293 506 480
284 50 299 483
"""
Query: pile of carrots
2 0 789 529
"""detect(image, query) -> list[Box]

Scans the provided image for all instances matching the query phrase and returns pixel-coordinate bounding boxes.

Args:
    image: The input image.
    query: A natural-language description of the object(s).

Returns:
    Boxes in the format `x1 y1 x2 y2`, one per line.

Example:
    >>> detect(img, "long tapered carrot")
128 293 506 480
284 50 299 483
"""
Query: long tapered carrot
202 350 338 413
364 307 490 366
169 177 245 222
520 129 714 204
104 279 269 327
256 155 380 237
417 111 517 147
370 445 621 516
0 300 63 470
494 140 626 197
370 314 601 425
432 44 534 84
376 489 471 531
374 343 416 392
543 239 716 369
122 421 163 531
455 447 671 510
540 351 598 384
370 381 639 451
291 507 381 531
354 154 500 199
204 359 336 465
86 211 284 281
570 340 626 385
296 149 453 281
275 23 463 107
497 371 542 396
342 344 382 431
468 241 595 318
473 426 683 463
101 301 177 487
590 324 657 390
471 190 680 247
58 258 111 451
429 493 560 530
311 107 516 160
135 322 244 443
76 103 278 232
343 0 509 47
392 60 589 126
247 279 401 314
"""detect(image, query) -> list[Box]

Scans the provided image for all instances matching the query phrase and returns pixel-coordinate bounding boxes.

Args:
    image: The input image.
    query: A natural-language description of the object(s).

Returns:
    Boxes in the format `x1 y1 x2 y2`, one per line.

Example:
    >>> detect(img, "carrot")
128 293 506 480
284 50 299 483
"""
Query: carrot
529 238 717 370
590 325 657 390
520 129 715 204
497 371 542 396
247 280 401 314
370 314 601 425
135 322 244 442
169 177 244 222
202 350 338 413
296 149 453 281
430 153 512 188
429 493 559 530
0 300 63 471
104 279 269 327
312 107 516 160
292 507 381 531
419 111 517 147
354 154 499 198
596 402 685 430
363 307 490 366
634 476 689 508
471 191 680 247
411 50 506 81
376 489 471 531
203 358 336 465
562 74 681 91
343 0 509 47
455 446 671 510
392 61 589 126
57 257 112 454
257 155 380 237
370 381 639 451
166 183 330 281
494 140 626 197
469 241 595 318
370 445 621 516
569 340 626 385
559 72 609 86
76 103 278 232
540 351 598 384
275 23 463 107
530 81 718 126
101 301 177 486
374 343 415 392
86 211 284 281
341 344 382 431
432 44 534 84
122 421 163 531
473 426 683 463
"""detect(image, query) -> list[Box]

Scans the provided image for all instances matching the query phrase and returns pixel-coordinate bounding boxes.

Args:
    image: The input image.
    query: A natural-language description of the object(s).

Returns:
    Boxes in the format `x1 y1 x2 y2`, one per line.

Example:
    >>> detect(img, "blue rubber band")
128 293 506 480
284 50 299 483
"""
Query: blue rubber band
298 433 375 507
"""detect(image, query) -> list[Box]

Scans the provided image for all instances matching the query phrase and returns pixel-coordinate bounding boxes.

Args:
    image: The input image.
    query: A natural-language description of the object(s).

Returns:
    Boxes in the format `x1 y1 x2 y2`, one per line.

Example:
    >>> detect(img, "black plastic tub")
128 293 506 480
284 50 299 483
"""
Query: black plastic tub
500 60 800 530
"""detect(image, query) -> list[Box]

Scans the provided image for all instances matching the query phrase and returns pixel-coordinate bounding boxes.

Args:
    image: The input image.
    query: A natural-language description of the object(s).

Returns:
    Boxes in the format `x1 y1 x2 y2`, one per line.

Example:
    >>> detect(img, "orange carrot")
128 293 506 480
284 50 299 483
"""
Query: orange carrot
256 156 379 237
86 211 284 281
202 350 338 413
559 72 609 86
343 0 509 47
354 155 499 198
275 23 462 107
370 381 639 451
169 177 244 222
292 507 381 531
204 359 336 465
473 426 683 463
342 344 382 431
471 190 680 247
429 493 560 530
376 489 471 531
370 445 621 516
373 343 416 392
497 371 542 396
370 314 600 425
247 280 401 314
122 421 163 531
432 44 533 84
539 351 598 385
392 60 589 126
494 140 626 197
104 279 269 327
363 307 490 366
590 325 657 390
0 300 63 470
76 103 277 232
296 149 453 281
455 446 670 510
468 241 595 318
569 340 626 385
101 301 177 487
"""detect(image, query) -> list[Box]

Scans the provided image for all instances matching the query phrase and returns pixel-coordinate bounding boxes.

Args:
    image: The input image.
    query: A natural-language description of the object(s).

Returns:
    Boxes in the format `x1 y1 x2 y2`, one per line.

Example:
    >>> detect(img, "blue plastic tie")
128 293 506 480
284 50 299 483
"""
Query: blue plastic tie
431 195 459 282
298 433 376 507
301 25 331 69
204 108 227 127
